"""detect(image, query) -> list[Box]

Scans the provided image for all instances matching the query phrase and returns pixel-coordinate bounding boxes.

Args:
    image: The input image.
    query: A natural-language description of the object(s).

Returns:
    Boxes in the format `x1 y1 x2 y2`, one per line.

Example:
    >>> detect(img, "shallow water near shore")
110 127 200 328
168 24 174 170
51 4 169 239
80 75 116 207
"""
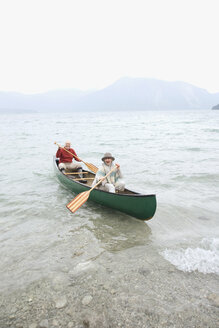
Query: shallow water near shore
0 110 219 327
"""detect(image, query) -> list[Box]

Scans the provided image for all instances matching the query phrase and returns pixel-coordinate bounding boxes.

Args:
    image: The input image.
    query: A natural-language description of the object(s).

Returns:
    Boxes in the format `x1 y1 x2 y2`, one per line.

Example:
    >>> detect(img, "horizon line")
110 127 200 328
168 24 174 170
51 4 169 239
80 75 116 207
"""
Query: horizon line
0 76 218 95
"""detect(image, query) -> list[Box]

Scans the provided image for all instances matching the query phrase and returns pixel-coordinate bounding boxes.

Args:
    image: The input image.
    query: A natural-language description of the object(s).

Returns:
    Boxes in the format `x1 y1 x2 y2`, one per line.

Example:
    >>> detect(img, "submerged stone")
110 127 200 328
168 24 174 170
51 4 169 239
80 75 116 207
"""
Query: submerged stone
82 295 93 305
55 295 67 309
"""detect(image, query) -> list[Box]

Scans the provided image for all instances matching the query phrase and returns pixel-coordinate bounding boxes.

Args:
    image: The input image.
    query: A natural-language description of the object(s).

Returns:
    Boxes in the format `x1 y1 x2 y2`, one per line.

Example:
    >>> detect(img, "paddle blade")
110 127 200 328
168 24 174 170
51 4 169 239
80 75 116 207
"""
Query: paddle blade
66 191 89 213
85 162 98 174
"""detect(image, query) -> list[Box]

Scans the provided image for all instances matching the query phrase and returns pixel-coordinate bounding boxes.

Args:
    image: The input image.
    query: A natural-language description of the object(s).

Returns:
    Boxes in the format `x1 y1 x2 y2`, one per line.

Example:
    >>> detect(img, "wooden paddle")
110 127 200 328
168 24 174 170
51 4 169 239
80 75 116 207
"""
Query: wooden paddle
66 166 118 213
54 142 98 173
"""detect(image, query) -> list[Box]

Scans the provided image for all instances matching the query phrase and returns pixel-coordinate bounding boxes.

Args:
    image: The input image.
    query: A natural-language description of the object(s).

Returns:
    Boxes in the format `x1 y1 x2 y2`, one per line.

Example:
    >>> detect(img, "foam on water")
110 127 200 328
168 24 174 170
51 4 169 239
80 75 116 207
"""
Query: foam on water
161 238 219 274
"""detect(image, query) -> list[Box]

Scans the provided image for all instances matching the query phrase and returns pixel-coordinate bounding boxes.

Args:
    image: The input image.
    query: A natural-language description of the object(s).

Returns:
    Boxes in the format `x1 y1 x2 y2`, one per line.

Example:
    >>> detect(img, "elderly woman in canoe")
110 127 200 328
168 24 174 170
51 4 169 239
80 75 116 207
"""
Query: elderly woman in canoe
92 152 125 193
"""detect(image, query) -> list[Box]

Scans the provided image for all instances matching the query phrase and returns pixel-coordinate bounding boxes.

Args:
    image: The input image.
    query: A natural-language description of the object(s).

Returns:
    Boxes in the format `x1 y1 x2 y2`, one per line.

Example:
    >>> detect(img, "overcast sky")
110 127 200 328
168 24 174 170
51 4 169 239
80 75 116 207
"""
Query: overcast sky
0 0 218 94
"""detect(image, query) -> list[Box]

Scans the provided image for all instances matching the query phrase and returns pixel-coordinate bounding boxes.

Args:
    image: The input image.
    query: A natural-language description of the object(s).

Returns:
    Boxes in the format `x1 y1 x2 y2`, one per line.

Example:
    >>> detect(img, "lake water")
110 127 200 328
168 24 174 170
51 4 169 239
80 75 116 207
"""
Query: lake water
0 110 218 327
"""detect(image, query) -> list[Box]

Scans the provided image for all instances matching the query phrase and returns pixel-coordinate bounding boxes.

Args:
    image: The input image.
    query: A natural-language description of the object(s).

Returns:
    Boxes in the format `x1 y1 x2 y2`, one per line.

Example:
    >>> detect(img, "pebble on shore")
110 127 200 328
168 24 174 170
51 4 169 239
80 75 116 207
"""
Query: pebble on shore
55 296 68 309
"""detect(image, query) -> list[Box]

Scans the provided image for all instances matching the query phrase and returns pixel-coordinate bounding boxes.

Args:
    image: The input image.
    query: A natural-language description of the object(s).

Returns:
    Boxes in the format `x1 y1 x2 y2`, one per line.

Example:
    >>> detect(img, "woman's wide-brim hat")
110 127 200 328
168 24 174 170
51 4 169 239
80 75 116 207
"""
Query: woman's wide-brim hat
102 152 115 161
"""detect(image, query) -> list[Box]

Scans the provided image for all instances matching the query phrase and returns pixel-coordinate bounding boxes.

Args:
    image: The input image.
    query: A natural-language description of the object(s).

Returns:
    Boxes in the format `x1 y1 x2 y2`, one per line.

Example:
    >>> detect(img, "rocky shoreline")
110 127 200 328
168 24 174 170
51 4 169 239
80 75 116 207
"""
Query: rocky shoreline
1 247 218 328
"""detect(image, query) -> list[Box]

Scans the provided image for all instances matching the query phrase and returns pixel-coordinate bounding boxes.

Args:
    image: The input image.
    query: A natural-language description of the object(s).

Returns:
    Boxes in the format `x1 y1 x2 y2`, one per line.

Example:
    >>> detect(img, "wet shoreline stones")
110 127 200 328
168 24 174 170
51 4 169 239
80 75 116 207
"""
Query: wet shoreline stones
0 260 218 328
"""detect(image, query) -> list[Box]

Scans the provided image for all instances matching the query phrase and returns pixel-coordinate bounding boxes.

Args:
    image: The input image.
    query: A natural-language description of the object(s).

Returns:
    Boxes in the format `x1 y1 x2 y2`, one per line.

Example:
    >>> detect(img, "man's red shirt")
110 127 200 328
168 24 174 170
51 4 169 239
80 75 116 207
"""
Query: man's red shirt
56 148 80 164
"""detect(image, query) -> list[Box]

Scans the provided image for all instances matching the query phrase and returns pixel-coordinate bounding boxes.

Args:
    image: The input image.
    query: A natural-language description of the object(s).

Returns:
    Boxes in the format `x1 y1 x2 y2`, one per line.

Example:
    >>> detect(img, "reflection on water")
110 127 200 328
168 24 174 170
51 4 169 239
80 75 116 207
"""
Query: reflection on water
86 208 151 252
56 179 152 253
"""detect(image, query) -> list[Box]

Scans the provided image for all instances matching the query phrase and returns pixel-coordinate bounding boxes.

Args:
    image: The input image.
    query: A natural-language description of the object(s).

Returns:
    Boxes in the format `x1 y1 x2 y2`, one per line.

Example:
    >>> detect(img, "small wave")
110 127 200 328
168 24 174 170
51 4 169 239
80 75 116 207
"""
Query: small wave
172 173 219 183
98 143 115 146
161 238 219 274
186 147 201 151
204 128 219 133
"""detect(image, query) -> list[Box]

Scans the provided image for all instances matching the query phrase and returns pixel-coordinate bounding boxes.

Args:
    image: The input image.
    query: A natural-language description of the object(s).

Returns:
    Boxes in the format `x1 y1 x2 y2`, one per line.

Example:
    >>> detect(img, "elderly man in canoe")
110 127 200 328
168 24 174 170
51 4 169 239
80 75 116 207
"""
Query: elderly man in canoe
56 141 84 176
92 152 125 193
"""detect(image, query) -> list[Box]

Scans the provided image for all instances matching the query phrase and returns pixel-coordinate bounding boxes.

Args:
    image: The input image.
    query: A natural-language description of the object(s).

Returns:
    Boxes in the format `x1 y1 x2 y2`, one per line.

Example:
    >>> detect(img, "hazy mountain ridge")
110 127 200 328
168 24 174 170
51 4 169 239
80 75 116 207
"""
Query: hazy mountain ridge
0 89 89 112
1 78 219 112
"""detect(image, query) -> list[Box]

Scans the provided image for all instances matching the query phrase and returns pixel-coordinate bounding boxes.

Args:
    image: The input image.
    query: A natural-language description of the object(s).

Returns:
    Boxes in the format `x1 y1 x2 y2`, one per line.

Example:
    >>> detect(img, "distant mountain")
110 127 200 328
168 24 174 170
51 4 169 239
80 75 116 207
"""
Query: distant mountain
0 89 90 112
1 78 219 112
73 78 219 111
212 104 219 110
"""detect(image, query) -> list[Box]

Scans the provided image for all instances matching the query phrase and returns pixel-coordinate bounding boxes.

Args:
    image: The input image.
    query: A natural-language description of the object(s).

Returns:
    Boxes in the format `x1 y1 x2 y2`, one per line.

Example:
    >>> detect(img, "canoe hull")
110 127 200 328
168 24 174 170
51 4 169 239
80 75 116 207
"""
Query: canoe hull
54 158 156 221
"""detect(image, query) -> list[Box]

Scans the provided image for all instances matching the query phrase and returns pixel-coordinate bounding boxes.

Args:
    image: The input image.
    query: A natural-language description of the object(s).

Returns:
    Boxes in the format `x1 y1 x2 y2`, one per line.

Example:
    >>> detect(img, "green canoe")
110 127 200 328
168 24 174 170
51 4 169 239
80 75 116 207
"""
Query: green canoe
54 158 156 221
